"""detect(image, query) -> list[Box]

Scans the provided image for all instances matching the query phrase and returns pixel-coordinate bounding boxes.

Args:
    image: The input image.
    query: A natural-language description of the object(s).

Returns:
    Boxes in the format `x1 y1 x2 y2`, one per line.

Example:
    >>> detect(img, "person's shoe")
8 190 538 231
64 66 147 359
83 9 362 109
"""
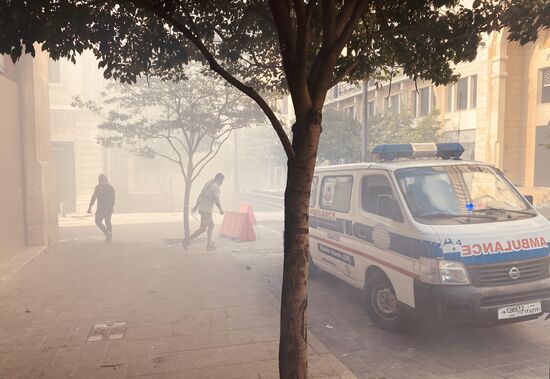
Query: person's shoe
207 242 216 251
105 234 112 243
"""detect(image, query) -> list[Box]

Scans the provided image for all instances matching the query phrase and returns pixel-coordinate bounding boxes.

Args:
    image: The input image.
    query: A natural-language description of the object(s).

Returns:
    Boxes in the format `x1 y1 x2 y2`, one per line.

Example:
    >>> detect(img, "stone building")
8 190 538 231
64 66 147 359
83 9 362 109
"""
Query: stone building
316 30 550 204
0 50 58 263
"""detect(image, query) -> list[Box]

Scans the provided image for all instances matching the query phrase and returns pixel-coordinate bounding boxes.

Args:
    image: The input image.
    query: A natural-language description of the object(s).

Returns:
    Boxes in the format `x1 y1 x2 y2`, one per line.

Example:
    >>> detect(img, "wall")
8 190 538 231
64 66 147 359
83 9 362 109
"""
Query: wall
0 49 59 261
0 57 26 260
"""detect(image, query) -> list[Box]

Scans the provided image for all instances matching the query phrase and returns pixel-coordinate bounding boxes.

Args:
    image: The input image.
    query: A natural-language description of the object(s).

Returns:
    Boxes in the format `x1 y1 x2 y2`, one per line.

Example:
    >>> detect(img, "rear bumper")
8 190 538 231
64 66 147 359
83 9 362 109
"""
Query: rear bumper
413 277 550 325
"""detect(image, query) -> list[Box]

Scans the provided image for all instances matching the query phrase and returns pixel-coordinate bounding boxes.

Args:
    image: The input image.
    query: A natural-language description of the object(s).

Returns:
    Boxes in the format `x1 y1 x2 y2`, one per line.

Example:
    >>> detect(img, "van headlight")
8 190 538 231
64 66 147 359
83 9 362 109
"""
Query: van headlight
419 257 470 285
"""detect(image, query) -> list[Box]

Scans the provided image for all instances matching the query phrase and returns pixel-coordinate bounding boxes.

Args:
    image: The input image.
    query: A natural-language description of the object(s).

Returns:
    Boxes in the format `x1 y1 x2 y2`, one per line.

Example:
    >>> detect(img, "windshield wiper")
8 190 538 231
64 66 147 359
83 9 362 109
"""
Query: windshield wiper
418 212 498 220
473 208 537 217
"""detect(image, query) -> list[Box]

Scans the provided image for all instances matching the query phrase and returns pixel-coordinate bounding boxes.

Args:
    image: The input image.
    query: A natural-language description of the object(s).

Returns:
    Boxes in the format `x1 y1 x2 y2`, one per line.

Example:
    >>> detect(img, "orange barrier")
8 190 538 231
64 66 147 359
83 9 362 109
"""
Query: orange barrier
239 202 257 225
219 211 256 241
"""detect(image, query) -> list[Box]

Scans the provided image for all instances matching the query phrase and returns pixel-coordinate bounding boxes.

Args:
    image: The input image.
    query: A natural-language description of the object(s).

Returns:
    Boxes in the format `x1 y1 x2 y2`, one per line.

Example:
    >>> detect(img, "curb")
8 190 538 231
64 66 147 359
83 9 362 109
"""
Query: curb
0 245 46 284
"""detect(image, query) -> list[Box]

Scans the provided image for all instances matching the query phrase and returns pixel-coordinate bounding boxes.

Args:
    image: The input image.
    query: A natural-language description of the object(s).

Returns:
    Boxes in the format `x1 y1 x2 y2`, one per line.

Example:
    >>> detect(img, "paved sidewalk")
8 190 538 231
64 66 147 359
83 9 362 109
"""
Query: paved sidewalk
0 220 355 378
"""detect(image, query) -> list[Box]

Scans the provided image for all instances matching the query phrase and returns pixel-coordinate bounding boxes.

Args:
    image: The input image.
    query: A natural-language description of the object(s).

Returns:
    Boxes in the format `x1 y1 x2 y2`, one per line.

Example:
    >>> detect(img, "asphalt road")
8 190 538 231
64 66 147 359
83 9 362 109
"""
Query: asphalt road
233 218 550 379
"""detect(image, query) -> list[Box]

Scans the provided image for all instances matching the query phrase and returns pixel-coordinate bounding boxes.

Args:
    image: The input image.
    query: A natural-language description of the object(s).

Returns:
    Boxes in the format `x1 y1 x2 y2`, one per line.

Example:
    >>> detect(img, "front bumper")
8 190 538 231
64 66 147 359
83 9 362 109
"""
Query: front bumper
414 277 550 325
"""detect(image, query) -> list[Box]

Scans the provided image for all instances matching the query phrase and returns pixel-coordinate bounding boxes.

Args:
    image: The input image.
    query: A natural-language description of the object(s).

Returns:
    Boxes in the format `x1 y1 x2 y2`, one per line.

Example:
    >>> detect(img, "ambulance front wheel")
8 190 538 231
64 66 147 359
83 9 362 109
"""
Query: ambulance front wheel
364 271 408 332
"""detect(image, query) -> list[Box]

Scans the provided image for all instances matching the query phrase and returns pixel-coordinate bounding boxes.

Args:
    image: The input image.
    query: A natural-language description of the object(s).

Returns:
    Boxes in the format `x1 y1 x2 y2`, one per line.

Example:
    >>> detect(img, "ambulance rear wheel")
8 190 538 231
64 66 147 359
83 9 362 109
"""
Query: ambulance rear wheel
364 271 408 332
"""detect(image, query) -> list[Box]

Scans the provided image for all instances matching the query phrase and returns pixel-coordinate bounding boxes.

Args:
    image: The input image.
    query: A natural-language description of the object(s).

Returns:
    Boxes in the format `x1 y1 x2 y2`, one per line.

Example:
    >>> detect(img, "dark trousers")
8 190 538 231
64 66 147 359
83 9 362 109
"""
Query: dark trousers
95 209 113 237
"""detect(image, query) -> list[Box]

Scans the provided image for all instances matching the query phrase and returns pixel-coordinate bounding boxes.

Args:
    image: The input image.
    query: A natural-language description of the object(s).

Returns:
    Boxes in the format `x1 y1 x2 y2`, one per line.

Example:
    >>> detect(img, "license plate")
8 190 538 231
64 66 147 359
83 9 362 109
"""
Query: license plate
498 301 542 320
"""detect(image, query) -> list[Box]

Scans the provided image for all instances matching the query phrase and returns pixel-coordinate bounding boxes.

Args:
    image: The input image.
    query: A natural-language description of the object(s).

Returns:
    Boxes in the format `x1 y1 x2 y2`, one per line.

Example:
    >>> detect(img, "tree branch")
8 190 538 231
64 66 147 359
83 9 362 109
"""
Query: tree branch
132 1 295 160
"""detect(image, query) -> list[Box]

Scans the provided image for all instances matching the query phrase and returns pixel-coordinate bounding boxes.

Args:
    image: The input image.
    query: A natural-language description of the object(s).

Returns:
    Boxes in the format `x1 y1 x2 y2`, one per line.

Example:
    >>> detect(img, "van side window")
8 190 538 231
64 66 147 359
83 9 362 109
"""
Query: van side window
309 176 319 207
362 175 403 222
320 175 353 213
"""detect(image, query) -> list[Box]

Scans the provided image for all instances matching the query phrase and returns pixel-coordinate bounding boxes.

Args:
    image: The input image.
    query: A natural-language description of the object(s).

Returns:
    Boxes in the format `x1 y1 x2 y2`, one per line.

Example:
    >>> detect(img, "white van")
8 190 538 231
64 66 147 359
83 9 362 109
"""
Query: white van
308 143 550 331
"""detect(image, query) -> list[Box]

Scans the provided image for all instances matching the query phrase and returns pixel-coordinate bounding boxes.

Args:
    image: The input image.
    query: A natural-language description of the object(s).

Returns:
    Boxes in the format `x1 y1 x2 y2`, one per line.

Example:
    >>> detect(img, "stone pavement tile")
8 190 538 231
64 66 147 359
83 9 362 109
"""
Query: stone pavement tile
176 342 273 370
317 353 356 379
202 362 259 379
208 314 278 332
252 359 279 379
496 360 548 376
20 361 78 379
308 334 330 355
172 318 213 336
223 303 278 318
307 354 339 378
105 339 157 360
126 354 178 377
0 367 28 379
1 348 58 369
52 342 108 364
199 295 270 310
70 360 127 379
528 366 550 378
148 368 207 378
125 323 174 341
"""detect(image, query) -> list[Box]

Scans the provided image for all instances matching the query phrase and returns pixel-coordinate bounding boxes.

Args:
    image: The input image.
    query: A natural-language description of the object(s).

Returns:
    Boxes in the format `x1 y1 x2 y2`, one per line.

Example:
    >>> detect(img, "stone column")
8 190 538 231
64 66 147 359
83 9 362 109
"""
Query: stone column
18 50 59 247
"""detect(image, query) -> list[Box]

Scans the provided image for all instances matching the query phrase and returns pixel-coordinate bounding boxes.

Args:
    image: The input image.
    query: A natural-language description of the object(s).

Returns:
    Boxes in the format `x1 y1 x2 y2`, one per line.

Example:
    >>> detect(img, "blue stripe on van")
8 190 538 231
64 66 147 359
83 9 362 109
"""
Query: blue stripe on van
445 245 550 266
311 217 442 259
310 216 345 234
350 221 441 258
389 232 442 259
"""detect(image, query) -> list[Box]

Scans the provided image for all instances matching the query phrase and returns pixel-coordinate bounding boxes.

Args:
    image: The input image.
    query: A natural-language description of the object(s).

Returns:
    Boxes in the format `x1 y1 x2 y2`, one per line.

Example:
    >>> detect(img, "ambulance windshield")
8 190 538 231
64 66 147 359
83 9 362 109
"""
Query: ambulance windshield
394 165 536 224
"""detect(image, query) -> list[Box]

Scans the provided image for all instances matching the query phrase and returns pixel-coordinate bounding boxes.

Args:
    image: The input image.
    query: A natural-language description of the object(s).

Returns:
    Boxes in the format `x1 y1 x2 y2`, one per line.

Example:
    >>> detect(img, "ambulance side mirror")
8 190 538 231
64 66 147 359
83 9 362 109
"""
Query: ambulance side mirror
378 196 403 222
523 195 534 205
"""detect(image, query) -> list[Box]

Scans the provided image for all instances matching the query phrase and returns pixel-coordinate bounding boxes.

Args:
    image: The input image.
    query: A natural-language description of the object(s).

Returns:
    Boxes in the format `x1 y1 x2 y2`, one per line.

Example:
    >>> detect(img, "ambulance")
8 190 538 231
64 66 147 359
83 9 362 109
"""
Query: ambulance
308 143 550 331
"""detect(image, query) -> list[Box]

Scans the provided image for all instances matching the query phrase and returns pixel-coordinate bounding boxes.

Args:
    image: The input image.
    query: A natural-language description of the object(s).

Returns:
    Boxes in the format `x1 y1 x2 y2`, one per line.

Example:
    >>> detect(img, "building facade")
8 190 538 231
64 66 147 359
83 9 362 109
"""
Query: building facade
320 30 550 204
0 50 58 262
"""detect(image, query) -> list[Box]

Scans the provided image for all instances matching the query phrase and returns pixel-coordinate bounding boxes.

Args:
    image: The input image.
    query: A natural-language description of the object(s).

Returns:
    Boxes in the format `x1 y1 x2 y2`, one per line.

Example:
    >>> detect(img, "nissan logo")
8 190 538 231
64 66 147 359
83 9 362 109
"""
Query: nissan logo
509 267 521 280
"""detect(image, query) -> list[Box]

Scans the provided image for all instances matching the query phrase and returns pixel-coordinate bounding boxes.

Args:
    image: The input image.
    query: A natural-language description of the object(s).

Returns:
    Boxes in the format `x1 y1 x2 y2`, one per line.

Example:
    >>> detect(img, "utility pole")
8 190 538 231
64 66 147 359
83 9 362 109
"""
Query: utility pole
361 78 369 162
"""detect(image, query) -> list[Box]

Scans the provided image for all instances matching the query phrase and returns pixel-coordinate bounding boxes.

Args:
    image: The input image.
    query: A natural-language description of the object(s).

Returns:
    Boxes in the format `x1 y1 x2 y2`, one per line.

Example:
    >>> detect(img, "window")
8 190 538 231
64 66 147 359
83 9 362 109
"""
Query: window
456 77 468 110
395 165 533 225
390 94 400 112
344 106 355 119
320 176 353 213
470 75 477 108
332 85 339 99
542 67 550 103
447 84 453 112
309 176 319 207
420 87 430 116
48 59 60 83
361 175 403 221
367 101 375 118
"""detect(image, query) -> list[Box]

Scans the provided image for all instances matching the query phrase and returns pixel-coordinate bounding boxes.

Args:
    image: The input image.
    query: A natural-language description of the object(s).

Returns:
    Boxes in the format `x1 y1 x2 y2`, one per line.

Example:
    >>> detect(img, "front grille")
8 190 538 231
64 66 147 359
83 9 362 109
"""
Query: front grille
467 257 550 287
480 288 550 307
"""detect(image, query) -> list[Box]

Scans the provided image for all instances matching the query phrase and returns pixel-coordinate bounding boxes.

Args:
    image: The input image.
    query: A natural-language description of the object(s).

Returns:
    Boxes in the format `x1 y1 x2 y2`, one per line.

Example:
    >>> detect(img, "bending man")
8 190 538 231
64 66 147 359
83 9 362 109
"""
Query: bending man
183 173 225 250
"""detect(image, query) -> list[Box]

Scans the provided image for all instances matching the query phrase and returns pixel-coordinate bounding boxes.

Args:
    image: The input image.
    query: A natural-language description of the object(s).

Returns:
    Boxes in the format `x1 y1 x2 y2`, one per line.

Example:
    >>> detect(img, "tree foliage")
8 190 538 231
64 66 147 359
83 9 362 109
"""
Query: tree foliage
317 109 361 164
74 68 263 236
368 110 443 148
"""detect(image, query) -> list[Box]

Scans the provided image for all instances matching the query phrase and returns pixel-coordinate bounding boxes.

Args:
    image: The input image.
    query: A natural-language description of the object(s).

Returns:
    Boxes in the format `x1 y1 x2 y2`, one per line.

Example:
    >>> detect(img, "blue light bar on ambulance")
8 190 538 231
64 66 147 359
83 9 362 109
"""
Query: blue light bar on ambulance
371 143 465 161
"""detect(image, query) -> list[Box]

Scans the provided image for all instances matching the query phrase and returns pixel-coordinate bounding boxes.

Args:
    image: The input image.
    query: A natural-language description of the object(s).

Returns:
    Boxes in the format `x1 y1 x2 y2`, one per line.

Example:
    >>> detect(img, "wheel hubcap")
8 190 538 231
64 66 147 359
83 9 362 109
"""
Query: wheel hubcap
375 286 398 316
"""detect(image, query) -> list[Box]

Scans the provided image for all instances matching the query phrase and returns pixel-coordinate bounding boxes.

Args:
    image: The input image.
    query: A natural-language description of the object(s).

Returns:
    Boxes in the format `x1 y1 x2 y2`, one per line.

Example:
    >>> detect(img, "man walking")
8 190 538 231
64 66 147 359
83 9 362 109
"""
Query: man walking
183 173 225 250
88 174 115 242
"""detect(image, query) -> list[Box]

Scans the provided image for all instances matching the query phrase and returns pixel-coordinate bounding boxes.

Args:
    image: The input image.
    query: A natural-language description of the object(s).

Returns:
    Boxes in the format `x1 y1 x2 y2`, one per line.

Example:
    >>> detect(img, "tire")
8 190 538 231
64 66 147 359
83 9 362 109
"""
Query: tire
309 254 320 278
363 270 409 332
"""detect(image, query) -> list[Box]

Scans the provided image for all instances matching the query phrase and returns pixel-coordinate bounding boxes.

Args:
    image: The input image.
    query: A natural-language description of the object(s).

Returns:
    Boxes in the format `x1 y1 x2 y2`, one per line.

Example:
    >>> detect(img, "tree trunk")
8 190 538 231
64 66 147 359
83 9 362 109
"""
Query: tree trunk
183 178 192 238
279 115 321 379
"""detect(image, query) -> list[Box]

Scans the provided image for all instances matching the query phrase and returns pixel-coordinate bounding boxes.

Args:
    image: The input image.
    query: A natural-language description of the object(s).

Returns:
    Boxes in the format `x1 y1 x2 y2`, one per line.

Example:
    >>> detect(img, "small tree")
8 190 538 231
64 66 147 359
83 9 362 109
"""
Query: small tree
368 110 443 149
317 109 362 164
75 70 262 237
